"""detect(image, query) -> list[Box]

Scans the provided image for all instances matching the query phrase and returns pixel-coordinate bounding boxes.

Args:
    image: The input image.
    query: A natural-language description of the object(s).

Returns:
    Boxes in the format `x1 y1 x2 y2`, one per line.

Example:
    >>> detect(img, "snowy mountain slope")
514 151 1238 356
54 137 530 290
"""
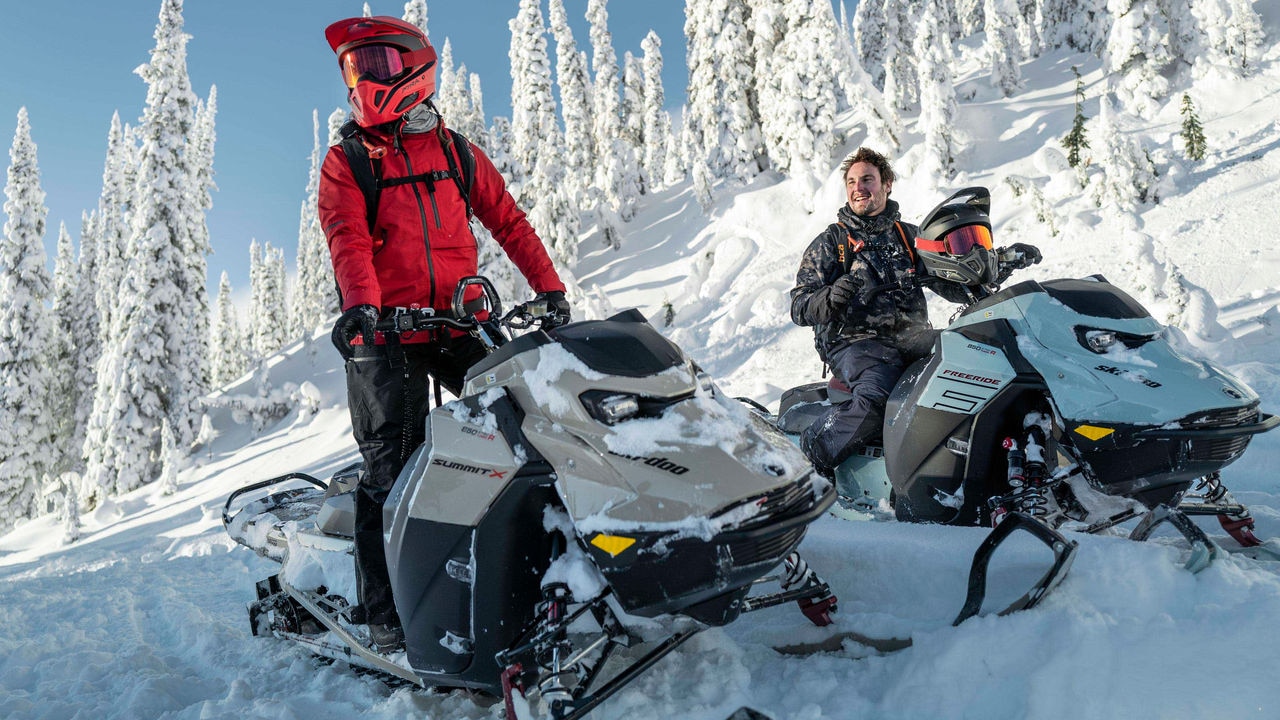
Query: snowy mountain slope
5 28 1280 720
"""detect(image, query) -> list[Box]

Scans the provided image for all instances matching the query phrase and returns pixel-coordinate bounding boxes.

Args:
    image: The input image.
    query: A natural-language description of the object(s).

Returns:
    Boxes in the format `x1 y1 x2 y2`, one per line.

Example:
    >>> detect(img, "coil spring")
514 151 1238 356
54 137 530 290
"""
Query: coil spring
1016 483 1050 517
781 552 815 591
1195 471 1228 503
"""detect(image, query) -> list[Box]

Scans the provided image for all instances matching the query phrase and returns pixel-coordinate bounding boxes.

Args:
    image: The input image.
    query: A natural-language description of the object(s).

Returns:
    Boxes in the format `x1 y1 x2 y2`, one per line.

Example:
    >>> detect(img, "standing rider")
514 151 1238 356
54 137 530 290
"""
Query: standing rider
789 147 1040 478
319 16 569 652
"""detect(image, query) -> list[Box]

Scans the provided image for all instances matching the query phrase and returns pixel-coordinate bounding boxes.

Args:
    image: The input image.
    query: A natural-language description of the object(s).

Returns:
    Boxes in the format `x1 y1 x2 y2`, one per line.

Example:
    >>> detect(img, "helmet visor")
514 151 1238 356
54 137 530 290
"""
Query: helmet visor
341 45 405 88
940 224 993 255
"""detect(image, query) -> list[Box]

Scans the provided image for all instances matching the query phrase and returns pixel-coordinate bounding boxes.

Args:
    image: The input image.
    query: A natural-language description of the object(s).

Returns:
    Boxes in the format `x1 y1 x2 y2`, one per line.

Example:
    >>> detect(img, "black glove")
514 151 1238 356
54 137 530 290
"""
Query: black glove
827 274 861 311
331 304 378 360
998 243 1043 270
535 290 571 328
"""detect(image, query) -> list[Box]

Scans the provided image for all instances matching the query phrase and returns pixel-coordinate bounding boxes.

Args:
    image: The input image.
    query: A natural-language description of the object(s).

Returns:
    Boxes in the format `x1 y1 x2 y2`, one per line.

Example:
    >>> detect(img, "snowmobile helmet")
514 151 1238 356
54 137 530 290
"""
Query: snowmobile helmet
325 16 437 128
915 187 997 287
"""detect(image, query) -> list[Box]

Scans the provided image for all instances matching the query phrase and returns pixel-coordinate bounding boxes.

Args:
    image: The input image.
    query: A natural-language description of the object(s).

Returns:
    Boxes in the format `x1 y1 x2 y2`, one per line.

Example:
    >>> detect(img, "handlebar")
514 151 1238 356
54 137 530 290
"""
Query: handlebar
371 275 565 338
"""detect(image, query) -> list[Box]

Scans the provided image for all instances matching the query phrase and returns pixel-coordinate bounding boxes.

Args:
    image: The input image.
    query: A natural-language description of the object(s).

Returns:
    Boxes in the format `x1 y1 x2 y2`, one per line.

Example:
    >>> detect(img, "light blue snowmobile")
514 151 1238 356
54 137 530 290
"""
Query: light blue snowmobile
778 188 1279 573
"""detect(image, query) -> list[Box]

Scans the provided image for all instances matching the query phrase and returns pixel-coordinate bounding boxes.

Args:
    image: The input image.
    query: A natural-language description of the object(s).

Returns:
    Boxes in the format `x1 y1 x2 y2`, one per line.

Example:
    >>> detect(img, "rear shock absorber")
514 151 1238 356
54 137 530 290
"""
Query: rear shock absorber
994 433 1049 522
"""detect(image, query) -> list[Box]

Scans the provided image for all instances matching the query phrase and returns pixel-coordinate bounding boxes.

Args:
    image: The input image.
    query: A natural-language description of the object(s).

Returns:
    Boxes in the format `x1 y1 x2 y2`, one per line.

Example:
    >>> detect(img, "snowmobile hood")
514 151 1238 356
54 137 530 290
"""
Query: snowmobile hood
953 278 1259 426
464 318 816 531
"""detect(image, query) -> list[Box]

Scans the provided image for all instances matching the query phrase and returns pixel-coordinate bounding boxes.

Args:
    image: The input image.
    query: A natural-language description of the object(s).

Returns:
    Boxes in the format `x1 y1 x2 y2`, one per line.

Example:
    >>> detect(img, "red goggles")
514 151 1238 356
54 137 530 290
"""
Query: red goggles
341 44 406 88
916 224 992 256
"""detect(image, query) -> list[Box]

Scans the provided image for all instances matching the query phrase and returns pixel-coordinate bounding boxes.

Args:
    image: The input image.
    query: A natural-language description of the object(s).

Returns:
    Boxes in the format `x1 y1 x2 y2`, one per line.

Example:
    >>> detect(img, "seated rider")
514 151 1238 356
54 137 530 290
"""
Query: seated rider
789 147 1041 478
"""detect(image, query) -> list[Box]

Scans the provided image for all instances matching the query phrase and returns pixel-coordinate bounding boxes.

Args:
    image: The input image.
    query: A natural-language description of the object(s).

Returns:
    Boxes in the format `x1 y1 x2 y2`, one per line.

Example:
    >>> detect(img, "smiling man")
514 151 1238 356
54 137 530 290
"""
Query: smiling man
788 148 974 479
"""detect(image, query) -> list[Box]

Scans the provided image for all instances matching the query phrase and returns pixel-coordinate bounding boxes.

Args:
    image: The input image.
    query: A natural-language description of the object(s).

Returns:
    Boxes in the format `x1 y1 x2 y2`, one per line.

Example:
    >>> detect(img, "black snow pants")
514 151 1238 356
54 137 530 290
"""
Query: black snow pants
800 338 907 477
345 334 488 626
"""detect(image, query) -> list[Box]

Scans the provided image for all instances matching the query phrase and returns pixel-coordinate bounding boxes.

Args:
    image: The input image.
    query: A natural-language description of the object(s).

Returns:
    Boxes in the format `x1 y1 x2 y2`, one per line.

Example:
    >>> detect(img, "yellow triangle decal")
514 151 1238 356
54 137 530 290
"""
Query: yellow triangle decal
590 534 636 558
1074 425 1115 441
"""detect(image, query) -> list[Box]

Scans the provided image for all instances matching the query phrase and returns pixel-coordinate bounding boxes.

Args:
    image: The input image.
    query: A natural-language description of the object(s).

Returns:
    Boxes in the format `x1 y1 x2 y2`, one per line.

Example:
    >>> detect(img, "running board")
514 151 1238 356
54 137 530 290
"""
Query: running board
278 577 425 687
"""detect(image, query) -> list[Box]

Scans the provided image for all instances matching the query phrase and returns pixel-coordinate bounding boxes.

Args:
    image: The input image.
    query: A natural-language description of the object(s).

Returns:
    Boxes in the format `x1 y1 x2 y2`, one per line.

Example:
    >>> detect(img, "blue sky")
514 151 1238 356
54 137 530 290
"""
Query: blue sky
0 0 688 298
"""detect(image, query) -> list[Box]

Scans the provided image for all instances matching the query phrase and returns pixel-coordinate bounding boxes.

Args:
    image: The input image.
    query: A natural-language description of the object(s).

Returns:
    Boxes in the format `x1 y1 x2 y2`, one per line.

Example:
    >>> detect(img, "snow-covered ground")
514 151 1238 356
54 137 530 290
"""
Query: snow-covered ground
5 30 1280 720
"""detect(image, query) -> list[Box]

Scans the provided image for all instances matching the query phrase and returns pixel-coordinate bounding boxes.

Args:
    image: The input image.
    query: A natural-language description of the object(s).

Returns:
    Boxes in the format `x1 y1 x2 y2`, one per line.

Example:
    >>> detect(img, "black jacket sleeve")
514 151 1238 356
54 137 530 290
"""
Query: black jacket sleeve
790 228 842 327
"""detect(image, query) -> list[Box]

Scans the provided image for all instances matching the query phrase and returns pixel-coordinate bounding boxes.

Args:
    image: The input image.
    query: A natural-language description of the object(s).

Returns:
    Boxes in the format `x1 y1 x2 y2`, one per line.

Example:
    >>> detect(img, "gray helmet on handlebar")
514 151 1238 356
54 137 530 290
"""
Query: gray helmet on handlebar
915 187 996 287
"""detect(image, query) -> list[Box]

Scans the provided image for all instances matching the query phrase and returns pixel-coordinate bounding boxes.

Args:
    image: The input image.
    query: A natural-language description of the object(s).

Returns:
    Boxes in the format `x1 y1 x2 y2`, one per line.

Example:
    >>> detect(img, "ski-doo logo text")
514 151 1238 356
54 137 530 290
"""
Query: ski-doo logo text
1095 365 1162 388
941 369 1002 386
608 451 690 475
432 458 507 479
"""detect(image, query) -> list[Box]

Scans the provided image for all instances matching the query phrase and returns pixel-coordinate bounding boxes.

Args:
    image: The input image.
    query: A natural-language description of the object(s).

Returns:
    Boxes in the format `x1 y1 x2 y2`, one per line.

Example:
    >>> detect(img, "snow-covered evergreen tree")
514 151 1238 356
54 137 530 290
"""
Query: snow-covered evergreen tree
1103 0 1172 115
70 210 100 472
588 0 640 226
291 110 336 339
639 31 671 191
955 0 986 36
621 51 646 193
1095 91 1158 210
93 113 132 347
249 240 289 359
683 0 764 186
0 108 54 531
548 0 595 210
83 0 205 497
758 0 841 178
882 0 920 116
402 0 428 35
508 0 579 266
327 107 347 146
49 222 81 475
853 0 890 90
182 84 217 420
915 2 961 179
1191 0 1265 77
435 38 460 120
985 0 1024 97
210 271 246 387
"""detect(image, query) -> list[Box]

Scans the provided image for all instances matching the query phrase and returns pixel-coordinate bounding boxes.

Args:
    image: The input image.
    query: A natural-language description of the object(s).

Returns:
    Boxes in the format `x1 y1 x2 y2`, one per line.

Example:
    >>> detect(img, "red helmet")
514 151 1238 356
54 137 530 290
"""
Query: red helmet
325 16 437 128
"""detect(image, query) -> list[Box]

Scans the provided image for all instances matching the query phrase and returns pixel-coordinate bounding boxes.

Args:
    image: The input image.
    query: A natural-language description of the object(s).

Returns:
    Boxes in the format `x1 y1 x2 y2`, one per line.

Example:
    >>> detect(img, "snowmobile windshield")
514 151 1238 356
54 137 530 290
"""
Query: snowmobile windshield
1040 278 1151 320
554 314 686 378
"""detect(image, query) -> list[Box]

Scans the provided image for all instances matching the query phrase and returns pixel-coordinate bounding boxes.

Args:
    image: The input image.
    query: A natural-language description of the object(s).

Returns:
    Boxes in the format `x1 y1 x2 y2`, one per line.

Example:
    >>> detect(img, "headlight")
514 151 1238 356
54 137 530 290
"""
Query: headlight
1075 326 1156 354
584 393 641 425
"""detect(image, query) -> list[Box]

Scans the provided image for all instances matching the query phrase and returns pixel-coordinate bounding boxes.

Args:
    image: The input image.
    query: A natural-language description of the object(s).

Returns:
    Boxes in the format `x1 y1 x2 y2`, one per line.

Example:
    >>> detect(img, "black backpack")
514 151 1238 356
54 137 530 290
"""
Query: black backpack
336 119 477 233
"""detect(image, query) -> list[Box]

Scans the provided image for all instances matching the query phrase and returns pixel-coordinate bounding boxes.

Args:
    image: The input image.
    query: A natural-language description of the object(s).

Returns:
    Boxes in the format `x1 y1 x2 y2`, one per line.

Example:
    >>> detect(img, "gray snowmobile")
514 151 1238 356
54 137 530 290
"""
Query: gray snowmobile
224 277 840 720
778 187 1279 575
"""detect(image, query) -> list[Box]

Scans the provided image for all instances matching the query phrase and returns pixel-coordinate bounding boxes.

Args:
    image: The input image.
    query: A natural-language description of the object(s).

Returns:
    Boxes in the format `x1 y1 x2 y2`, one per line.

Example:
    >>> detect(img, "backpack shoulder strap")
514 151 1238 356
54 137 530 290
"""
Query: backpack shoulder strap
440 127 476 219
337 120 382 233
892 221 916 263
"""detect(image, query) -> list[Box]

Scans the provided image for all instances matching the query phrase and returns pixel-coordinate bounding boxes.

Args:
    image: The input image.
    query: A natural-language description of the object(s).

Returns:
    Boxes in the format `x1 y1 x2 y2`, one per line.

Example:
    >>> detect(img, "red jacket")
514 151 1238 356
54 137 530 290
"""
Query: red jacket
319 125 565 324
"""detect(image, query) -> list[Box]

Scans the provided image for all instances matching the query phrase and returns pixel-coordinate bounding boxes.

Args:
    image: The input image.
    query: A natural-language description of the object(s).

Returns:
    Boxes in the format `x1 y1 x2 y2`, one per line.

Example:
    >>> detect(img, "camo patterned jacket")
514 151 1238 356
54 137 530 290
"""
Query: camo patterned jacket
790 200 971 360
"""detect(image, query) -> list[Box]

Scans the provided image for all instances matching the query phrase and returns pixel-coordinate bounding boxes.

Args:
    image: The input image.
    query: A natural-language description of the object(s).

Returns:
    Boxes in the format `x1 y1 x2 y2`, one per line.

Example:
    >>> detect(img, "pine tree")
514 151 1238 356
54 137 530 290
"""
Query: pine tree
985 0 1024 97
639 31 671 191
853 0 890 90
683 0 764 185
402 0 428 35
182 83 217 424
1062 66 1090 168
435 38 460 120
1103 0 1172 114
291 110 336 339
93 113 131 347
0 108 54 532
588 0 640 225
210 271 247 387
1095 91 1159 210
49 222 81 475
955 0 986 35
249 240 289 359
621 51 646 193
548 0 595 210
1179 93 1207 161
509 0 579 266
915 2 960 179
83 0 206 497
882 0 920 116
758 0 840 178
70 210 101 472
158 417 178 496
